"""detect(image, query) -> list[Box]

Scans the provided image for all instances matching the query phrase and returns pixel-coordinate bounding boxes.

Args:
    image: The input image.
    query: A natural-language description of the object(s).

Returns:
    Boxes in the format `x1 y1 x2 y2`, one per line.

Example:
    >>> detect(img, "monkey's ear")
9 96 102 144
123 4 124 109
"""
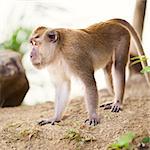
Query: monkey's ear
47 31 59 43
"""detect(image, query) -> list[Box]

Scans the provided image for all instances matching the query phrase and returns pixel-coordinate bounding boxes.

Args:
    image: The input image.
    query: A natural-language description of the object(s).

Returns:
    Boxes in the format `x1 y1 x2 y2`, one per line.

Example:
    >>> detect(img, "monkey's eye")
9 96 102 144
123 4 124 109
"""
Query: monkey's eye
35 35 40 39
30 40 38 46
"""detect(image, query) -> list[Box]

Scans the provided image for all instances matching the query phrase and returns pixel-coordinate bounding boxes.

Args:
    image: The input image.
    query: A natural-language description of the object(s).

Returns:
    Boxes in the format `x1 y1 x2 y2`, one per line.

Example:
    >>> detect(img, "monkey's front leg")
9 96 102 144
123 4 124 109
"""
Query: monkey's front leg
82 75 100 126
38 80 70 125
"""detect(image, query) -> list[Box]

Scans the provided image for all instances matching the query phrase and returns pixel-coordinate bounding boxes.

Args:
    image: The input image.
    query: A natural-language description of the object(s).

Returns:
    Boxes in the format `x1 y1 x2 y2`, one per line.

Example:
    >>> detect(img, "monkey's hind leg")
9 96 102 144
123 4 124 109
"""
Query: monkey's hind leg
111 37 129 112
100 36 129 112
38 79 71 125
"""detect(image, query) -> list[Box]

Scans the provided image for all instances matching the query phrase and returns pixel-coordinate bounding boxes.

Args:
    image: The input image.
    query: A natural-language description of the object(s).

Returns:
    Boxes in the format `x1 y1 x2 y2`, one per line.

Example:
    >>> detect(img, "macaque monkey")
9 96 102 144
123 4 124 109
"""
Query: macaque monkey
30 19 150 126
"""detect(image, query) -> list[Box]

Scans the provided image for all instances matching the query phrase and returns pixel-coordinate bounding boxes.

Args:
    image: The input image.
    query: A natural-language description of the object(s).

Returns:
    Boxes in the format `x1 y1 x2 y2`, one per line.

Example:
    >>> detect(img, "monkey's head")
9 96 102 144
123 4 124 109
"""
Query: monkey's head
30 26 60 69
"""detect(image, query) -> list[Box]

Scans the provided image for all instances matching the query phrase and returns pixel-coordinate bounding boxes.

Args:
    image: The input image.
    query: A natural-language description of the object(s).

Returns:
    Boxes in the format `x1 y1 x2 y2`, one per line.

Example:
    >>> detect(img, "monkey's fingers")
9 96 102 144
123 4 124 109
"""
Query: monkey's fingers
38 119 60 126
38 119 54 126
111 103 122 112
84 118 100 126
100 102 122 112
99 102 113 108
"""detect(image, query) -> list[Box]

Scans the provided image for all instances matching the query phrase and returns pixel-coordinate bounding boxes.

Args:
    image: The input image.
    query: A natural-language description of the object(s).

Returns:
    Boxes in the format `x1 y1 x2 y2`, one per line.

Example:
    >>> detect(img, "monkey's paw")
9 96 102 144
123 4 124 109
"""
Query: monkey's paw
38 118 60 126
100 101 122 112
84 115 100 126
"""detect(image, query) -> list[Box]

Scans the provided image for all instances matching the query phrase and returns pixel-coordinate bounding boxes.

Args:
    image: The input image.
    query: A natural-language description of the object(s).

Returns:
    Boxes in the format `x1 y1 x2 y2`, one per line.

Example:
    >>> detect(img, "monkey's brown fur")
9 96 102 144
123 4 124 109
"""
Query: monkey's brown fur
30 19 150 126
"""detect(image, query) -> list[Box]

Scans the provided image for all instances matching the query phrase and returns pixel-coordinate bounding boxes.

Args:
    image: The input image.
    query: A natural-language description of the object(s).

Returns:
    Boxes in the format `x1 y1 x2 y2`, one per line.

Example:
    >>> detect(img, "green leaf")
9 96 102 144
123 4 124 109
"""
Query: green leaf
141 66 150 73
108 143 120 149
142 137 150 143
117 132 135 147
108 132 135 150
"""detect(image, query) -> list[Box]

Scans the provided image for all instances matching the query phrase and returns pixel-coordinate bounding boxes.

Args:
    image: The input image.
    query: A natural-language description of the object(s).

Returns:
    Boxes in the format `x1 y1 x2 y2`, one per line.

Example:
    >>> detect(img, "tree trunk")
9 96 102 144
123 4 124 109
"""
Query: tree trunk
130 0 147 73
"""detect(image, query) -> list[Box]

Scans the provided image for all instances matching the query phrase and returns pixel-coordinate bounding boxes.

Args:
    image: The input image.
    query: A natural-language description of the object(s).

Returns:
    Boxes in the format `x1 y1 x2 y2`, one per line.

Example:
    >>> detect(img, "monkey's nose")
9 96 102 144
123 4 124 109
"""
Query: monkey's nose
30 54 33 58
30 53 34 59
30 49 37 59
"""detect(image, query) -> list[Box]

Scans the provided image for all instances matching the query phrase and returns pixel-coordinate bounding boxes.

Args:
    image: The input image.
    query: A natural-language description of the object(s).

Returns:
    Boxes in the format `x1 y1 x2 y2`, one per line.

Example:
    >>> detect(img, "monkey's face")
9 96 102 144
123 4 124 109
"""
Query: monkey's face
30 27 59 69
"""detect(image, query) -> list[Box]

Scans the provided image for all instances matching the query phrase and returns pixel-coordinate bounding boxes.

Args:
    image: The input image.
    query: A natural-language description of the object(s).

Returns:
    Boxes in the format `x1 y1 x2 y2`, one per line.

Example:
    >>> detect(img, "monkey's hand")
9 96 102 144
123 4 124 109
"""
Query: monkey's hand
100 101 122 112
38 118 60 126
85 114 100 126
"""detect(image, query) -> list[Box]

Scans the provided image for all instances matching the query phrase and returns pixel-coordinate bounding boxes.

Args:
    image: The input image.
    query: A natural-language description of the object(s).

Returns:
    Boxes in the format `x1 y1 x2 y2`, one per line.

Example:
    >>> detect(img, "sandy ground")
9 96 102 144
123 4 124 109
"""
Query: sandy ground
0 74 150 150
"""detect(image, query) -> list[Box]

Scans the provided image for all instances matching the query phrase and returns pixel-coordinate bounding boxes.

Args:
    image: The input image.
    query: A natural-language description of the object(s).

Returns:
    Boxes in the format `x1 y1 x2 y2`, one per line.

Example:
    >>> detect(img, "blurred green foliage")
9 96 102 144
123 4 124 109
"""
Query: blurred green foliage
0 27 32 54
141 66 150 73
108 132 135 150
142 137 150 143
108 132 150 150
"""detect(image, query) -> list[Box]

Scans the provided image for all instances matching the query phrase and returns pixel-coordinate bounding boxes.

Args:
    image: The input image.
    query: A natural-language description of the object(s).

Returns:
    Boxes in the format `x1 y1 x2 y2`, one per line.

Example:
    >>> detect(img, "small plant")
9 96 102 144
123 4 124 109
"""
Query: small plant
130 55 150 73
64 129 82 142
62 128 96 143
0 27 32 54
108 132 135 150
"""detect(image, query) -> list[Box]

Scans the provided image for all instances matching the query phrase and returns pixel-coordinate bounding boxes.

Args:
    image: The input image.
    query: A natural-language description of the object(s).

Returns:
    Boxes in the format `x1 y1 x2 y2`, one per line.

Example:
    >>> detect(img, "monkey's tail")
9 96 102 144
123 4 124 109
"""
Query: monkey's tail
108 18 150 87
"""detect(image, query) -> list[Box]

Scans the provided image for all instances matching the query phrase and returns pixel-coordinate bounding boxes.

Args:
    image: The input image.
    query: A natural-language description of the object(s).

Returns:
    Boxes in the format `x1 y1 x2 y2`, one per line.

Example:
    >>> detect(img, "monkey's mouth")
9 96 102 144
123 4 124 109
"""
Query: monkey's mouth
32 62 41 66
32 61 45 69
31 57 41 66
32 61 41 67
